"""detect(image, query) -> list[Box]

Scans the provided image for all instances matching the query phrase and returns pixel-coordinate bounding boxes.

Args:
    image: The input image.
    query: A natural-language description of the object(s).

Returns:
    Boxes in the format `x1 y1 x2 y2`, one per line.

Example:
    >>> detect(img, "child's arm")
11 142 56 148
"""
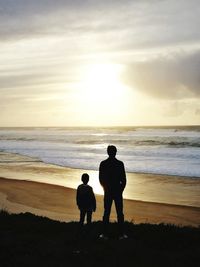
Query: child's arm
76 186 81 209
91 188 96 212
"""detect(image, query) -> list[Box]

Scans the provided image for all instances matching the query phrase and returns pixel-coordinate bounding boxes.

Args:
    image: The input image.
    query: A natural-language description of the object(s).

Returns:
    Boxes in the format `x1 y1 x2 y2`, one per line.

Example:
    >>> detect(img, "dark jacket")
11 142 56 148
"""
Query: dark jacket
99 157 126 194
76 184 96 211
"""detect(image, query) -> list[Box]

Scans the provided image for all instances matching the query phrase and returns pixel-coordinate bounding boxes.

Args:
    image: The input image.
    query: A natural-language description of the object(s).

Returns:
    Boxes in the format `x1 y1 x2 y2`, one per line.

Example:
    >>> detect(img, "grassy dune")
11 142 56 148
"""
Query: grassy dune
0 210 199 267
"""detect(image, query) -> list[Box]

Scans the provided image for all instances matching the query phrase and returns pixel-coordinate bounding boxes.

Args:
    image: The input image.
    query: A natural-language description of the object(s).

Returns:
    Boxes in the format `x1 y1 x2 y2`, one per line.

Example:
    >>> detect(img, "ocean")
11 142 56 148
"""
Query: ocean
0 126 200 207
0 126 200 178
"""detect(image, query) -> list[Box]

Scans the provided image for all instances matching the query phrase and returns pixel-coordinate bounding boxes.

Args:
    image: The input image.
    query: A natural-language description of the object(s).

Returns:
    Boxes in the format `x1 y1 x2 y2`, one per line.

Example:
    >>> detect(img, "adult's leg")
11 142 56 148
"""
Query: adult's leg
114 193 124 235
103 192 113 235
103 192 113 223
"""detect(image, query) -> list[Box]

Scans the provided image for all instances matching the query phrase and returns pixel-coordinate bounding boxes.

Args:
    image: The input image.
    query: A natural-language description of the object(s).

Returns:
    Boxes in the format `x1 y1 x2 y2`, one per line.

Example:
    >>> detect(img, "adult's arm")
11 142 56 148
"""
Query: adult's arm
99 161 105 187
120 162 126 191
91 188 96 211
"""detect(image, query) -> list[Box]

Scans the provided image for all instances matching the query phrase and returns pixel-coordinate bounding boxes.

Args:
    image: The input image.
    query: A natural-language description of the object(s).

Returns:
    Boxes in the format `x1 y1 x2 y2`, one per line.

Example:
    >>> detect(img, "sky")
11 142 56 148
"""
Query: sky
0 0 200 126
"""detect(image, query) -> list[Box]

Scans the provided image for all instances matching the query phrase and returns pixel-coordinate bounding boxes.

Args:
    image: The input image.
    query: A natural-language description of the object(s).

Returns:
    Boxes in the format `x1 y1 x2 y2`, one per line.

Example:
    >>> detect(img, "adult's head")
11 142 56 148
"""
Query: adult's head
81 173 89 184
107 145 117 158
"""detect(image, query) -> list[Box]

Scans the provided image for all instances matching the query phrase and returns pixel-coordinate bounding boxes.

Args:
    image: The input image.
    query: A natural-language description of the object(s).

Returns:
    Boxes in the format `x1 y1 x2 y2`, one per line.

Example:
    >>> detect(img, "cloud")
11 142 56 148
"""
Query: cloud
0 1 127 37
195 108 200 115
122 50 200 99
162 100 188 117
0 0 200 52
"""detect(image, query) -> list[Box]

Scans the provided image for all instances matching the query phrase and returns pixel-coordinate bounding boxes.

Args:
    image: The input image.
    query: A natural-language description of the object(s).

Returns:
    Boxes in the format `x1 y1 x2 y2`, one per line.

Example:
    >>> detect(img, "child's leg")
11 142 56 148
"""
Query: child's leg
86 211 92 224
80 210 86 225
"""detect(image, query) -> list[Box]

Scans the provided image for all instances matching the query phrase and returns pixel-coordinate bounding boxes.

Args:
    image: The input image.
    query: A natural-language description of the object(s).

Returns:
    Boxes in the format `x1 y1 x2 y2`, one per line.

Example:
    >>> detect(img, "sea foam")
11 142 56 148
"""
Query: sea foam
0 126 200 178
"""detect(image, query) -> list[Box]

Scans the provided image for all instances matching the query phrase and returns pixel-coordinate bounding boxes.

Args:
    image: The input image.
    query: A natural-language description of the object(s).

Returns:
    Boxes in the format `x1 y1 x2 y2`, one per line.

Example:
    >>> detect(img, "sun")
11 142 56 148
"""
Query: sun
75 62 132 124
85 63 124 101
84 63 122 88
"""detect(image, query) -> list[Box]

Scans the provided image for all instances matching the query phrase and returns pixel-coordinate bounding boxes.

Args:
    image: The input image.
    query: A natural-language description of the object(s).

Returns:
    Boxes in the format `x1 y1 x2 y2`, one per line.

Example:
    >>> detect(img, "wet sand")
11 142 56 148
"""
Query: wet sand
0 177 199 227
0 152 199 226
1 151 200 207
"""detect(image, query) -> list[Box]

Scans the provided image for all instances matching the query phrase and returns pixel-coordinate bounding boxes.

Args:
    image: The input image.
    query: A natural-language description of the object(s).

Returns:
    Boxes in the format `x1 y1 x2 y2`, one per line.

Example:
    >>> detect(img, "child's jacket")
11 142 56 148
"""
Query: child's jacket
76 184 96 211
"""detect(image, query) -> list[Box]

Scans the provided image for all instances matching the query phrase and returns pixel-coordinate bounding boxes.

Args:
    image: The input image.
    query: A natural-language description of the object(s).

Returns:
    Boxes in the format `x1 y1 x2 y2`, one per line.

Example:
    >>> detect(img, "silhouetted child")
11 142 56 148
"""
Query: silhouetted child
76 173 96 226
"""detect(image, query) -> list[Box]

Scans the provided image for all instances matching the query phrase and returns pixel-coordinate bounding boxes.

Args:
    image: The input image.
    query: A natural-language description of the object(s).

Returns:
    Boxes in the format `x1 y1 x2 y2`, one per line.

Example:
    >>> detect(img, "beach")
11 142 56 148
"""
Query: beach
0 155 200 227
0 150 200 227
0 177 200 226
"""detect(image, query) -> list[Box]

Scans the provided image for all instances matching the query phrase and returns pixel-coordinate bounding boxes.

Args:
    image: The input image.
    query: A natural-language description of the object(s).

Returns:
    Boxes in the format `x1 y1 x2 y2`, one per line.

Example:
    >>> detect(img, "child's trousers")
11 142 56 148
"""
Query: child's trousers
79 210 92 225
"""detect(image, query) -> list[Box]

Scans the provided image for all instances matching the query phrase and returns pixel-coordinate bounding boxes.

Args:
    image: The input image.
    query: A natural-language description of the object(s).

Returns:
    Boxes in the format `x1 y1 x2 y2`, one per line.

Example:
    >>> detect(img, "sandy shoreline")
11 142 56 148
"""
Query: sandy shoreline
0 151 200 226
1 151 200 207
0 177 199 227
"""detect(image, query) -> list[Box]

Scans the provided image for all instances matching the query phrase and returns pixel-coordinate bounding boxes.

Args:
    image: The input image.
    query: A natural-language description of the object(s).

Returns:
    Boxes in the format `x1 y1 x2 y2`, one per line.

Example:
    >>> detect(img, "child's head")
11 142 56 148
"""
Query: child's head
81 173 89 184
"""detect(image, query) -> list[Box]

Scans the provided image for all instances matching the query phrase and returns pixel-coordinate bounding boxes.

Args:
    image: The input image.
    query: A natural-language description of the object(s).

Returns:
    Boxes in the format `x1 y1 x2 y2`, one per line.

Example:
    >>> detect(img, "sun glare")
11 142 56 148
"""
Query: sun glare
88 64 124 99
76 63 132 124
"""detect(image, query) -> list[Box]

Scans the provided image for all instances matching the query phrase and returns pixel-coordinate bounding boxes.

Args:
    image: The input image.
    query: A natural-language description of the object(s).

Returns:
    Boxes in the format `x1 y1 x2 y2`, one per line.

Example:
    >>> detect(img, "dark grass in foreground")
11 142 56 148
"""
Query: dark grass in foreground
0 211 199 267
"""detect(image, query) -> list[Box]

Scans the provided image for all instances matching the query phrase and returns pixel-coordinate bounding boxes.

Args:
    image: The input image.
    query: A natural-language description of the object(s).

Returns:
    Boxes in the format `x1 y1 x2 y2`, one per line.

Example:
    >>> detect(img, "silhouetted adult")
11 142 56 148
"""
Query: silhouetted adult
99 145 126 238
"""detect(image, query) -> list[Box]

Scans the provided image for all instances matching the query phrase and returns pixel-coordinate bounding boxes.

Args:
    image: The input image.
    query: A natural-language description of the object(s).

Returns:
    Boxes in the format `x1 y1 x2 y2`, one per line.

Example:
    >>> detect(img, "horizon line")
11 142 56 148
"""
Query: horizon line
0 124 200 128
